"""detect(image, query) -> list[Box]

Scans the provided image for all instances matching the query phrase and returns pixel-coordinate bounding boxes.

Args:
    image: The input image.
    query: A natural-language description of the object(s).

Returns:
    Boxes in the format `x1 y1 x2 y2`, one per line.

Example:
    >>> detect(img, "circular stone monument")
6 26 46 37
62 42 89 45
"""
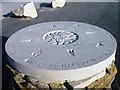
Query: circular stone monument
5 21 117 83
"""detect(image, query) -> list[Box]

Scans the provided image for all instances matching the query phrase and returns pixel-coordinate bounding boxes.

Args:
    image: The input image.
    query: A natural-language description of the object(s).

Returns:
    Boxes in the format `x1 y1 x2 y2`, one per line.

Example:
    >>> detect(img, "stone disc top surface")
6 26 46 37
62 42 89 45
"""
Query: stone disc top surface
5 21 117 70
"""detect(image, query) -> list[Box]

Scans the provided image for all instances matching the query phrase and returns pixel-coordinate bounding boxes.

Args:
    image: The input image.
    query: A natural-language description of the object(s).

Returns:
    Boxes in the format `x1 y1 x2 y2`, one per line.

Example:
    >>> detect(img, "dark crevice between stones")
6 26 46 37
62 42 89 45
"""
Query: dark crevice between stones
63 80 73 90
106 68 111 75
48 84 52 90
22 75 29 81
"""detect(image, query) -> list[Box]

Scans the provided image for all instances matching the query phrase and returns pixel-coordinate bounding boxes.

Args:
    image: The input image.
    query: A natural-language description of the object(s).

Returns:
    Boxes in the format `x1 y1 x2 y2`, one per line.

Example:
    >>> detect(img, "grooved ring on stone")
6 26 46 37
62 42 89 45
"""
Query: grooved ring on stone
43 30 79 45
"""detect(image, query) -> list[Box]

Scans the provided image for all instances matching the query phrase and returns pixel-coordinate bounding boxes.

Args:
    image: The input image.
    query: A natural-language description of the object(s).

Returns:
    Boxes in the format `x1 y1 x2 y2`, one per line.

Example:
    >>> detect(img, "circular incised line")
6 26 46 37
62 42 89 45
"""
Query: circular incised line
43 30 79 45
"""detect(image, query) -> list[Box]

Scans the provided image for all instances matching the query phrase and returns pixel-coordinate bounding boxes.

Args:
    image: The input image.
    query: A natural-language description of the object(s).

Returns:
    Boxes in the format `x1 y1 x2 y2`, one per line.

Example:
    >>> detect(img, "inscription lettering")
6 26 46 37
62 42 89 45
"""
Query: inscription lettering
33 49 112 69
86 61 89 63
73 24 80 28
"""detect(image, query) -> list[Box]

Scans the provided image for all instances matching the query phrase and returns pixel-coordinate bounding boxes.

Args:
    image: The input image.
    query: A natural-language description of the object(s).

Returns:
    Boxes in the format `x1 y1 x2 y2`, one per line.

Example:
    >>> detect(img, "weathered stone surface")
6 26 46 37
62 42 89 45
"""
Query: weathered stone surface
52 0 66 8
12 1 38 18
5 21 117 83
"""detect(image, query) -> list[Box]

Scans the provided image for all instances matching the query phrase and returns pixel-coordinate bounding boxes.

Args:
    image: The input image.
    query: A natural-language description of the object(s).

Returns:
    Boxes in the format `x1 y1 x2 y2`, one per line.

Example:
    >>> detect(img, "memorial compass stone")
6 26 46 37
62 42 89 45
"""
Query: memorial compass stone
5 21 117 87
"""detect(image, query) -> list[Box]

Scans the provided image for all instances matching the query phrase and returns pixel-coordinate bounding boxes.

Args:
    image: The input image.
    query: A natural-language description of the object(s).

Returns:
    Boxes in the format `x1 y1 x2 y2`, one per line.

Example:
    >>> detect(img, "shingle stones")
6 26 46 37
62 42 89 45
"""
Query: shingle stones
52 0 66 8
12 1 38 18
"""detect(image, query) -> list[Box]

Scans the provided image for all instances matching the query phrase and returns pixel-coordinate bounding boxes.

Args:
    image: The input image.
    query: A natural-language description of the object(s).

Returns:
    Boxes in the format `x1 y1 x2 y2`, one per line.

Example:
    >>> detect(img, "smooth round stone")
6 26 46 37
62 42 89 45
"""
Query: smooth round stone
5 21 117 83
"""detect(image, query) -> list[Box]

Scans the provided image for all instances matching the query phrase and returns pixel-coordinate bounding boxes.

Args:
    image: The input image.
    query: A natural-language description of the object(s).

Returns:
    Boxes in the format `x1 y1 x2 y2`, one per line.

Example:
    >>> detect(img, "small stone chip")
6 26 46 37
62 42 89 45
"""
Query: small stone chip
52 0 66 8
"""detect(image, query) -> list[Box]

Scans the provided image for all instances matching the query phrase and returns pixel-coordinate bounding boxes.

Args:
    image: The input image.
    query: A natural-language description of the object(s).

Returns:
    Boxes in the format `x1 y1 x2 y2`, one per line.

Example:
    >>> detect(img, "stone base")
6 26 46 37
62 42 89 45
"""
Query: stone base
6 62 117 89
87 62 117 88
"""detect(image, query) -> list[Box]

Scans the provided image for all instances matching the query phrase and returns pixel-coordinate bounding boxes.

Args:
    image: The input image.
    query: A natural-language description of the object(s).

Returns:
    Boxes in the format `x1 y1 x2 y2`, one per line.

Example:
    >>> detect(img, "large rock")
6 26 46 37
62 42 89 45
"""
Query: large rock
23 1 38 18
12 1 38 18
52 0 66 8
